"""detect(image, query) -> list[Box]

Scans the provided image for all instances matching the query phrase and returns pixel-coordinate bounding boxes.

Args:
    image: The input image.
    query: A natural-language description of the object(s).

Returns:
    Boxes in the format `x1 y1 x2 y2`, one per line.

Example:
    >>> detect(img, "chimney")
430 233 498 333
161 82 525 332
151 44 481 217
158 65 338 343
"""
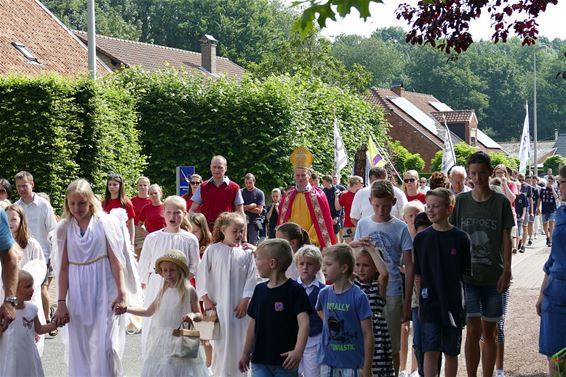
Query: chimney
391 80 404 96
200 34 218 74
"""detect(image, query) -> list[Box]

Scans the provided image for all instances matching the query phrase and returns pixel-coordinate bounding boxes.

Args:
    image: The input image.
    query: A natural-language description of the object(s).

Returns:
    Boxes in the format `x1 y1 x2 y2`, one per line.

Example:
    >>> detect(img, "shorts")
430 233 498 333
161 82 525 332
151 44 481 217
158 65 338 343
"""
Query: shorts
252 363 298 377
515 220 523 237
542 212 556 223
464 283 503 322
527 213 535 223
320 365 361 377
383 295 403 354
421 322 463 356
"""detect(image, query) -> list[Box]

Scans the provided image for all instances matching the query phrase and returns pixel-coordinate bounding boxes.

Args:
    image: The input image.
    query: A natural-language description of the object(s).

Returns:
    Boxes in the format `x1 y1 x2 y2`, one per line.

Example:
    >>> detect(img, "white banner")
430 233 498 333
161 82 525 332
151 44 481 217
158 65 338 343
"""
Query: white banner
441 121 456 175
518 103 530 175
334 117 348 175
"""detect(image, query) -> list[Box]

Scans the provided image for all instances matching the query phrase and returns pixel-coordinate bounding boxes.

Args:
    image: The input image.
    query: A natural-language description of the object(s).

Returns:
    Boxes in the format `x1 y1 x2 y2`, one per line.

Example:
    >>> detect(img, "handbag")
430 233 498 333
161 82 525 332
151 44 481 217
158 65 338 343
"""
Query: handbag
194 310 220 340
171 322 200 359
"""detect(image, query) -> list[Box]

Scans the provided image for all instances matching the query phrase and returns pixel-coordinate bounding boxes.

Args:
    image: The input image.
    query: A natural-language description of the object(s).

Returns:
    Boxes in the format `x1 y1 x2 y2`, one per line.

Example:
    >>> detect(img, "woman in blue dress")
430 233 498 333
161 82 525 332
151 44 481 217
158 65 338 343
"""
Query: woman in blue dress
537 165 566 374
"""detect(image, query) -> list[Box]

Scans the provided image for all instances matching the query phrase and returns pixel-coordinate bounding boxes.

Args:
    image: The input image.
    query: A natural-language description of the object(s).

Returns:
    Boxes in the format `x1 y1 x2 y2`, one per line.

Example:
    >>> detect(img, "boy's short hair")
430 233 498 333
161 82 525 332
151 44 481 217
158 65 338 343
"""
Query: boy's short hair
414 212 432 230
18 269 34 285
426 188 455 208
467 151 492 169
244 173 256 181
348 175 363 187
324 244 355 277
370 180 394 199
402 200 425 217
368 167 387 181
258 239 294 272
15 171 33 182
295 245 323 267
322 175 333 183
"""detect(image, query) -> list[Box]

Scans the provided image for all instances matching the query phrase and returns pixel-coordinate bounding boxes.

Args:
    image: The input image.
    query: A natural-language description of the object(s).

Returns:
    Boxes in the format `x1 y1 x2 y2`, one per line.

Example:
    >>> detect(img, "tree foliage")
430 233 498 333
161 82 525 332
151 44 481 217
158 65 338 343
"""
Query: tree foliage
543 155 566 175
0 75 146 209
108 68 388 195
430 143 518 172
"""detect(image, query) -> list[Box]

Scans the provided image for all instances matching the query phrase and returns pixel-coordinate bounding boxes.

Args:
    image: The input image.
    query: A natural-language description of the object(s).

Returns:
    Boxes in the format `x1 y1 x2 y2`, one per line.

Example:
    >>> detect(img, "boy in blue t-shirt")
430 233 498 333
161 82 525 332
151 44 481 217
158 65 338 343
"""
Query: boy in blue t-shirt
515 182 528 253
413 188 471 377
239 239 311 377
316 244 373 377
352 180 413 375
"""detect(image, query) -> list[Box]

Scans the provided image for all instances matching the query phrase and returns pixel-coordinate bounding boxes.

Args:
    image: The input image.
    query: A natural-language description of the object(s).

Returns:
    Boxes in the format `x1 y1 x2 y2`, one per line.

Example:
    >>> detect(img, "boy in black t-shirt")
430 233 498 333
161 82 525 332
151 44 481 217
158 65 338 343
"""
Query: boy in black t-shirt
239 239 311 376
414 188 471 377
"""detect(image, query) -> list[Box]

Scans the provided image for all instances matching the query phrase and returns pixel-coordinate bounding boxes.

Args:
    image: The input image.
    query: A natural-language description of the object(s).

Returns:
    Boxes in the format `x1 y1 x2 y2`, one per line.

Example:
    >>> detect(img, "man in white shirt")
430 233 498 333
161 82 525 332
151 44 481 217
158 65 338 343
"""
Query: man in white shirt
350 166 407 224
450 165 472 196
15 171 57 323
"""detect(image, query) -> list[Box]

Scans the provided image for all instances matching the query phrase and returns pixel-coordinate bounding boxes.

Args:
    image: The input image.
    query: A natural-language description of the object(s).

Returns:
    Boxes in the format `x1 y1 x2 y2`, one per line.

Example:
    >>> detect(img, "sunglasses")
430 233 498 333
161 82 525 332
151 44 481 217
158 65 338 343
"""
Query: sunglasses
190 181 201 185
108 173 122 181
404 178 416 183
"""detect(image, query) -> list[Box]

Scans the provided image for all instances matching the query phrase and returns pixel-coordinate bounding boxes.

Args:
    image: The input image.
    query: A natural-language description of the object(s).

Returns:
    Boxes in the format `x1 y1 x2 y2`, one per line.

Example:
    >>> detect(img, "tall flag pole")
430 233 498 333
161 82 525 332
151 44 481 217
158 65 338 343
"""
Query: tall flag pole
333 116 348 175
441 116 456 174
518 102 530 175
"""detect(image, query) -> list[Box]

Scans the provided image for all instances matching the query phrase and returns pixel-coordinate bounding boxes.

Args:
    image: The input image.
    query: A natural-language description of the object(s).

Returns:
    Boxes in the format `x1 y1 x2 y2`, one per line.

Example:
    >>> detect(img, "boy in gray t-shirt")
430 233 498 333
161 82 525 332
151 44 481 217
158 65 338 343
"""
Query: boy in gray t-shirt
449 151 513 377
352 180 413 376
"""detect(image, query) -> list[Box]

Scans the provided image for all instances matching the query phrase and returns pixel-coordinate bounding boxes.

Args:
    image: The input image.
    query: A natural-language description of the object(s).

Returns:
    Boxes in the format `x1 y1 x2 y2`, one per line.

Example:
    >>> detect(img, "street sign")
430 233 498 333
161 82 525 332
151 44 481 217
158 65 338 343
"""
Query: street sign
176 166 196 196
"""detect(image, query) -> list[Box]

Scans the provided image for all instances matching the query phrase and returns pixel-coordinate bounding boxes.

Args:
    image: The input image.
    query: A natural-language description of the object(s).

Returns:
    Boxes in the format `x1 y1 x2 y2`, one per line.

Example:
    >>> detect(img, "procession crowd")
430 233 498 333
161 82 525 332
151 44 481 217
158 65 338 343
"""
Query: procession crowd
0 148 565 377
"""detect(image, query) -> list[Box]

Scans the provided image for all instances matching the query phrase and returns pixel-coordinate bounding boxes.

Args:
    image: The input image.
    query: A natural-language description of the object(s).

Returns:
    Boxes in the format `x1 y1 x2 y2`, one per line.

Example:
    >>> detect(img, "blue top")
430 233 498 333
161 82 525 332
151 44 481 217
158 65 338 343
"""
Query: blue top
0 208 15 253
544 205 566 278
540 187 557 214
316 284 372 369
515 192 529 218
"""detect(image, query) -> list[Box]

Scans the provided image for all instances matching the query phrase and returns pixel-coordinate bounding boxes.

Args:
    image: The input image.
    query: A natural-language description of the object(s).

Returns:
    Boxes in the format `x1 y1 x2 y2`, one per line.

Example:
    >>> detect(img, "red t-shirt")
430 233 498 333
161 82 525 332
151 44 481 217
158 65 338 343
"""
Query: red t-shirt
339 191 356 228
407 192 426 204
103 198 135 220
182 192 193 211
139 203 166 233
131 196 151 223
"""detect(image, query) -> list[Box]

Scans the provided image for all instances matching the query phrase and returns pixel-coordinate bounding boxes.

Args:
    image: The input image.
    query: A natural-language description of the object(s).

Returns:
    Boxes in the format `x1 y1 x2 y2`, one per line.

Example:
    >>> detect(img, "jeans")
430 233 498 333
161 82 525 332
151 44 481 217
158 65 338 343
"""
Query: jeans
252 363 299 377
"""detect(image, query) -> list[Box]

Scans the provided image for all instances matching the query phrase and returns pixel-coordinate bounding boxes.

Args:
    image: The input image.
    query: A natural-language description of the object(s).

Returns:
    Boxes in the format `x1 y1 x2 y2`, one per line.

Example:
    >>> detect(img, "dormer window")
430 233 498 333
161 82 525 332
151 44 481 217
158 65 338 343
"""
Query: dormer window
12 42 40 64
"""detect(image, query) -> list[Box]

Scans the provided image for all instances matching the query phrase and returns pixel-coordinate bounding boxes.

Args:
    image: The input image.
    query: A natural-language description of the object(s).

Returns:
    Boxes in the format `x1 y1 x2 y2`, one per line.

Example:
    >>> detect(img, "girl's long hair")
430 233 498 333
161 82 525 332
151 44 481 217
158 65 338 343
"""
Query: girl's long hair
276 222 310 248
212 212 245 243
154 264 189 310
103 173 130 209
62 179 102 221
6 204 30 249
190 213 212 249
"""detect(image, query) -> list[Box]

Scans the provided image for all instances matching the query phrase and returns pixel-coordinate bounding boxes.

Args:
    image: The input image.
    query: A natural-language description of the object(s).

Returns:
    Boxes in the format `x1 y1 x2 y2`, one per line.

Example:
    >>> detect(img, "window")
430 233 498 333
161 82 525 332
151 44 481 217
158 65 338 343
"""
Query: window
12 42 40 64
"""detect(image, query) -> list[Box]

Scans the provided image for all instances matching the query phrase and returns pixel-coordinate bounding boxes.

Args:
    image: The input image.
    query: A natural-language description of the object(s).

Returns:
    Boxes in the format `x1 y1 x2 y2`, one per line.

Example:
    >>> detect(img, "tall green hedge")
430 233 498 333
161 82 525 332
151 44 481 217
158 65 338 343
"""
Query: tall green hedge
109 68 389 195
0 75 146 209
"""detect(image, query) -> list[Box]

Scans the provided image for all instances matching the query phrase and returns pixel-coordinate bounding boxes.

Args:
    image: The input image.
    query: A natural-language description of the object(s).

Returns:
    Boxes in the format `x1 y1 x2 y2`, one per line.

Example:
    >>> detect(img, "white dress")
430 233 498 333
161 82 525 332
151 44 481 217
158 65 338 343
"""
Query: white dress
65 217 124 377
196 242 257 377
21 238 47 356
138 229 200 356
141 287 209 377
0 303 45 377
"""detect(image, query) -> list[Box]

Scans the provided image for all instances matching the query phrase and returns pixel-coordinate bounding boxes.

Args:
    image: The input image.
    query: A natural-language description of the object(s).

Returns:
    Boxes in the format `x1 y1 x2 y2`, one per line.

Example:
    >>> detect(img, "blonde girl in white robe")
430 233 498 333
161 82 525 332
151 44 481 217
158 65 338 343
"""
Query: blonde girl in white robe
138 195 200 356
127 249 208 377
196 212 257 377
51 179 132 377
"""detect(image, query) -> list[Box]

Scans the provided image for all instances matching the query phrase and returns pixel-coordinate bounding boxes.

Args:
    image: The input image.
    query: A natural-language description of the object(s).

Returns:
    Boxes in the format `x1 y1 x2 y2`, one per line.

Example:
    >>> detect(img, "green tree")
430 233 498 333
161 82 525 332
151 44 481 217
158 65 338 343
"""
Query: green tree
543 155 566 175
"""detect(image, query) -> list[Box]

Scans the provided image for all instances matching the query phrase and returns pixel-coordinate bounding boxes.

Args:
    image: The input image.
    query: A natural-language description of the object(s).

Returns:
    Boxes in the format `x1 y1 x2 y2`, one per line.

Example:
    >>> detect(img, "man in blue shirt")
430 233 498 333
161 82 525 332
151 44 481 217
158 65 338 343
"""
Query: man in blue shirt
0 208 19 332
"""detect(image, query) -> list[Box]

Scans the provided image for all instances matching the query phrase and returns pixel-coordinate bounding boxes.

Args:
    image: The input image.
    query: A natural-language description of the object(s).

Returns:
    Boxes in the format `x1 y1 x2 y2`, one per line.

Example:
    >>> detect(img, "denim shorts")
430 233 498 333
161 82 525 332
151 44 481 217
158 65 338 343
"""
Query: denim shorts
252 363 298 377
420 322 463 356
464 283 503 322
527 213 535 223
320 365 361 377
542 212 556 223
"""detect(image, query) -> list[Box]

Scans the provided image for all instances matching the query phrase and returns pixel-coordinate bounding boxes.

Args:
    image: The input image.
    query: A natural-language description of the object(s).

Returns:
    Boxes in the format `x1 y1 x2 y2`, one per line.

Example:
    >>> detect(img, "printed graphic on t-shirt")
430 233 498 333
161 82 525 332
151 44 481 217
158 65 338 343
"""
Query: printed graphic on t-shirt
327 302 358 351
367 231 394 266
468 230 492 266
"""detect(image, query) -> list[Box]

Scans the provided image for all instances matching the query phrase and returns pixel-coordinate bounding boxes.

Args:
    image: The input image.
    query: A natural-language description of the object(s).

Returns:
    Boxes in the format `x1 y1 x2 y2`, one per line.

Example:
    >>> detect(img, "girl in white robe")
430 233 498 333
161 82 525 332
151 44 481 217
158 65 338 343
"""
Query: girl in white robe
6 204 48 354
138 195 200 356
196 212 257 377
51 179 136 377
0 270 58 377
127 249 208 377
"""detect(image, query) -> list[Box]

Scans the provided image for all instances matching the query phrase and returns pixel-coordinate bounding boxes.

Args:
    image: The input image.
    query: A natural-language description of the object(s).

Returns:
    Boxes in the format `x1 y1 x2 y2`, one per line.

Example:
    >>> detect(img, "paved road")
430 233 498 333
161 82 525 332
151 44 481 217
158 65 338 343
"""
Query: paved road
41 234 551 376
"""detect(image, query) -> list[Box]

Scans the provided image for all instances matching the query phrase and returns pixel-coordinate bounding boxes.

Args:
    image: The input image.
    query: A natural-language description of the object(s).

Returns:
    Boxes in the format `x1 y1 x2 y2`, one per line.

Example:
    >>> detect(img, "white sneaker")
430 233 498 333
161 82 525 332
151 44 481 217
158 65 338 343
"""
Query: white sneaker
399 371 409 377
410 372 419 377
495 369 505 377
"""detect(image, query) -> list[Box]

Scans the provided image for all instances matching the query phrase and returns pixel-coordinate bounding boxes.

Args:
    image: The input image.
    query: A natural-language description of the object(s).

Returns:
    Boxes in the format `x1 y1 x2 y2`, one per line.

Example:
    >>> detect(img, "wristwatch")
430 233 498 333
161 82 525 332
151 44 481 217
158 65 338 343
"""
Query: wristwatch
3 297 18 306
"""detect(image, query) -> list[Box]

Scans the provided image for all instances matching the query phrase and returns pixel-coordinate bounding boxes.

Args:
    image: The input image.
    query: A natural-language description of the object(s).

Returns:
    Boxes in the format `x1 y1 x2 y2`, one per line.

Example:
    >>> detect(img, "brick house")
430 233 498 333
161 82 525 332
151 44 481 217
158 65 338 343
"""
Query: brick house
0 0 110 75
366 84 505 170
75 32 245 79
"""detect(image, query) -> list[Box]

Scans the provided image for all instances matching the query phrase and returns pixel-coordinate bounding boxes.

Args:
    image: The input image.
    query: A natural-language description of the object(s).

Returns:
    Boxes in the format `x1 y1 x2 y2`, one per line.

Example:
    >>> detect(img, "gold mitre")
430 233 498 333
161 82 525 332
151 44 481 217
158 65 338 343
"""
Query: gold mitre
289 147 314 169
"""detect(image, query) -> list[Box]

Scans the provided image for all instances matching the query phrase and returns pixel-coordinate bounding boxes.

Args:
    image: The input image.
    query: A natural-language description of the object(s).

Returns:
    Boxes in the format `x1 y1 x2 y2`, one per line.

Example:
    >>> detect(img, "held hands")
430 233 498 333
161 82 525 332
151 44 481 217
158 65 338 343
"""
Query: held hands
238 353 251 373
0 303 16 332
234 298 250 319
203 296 216 311
52 302 70 327
280 349 302 369
112 294 127 315
182 312 203 325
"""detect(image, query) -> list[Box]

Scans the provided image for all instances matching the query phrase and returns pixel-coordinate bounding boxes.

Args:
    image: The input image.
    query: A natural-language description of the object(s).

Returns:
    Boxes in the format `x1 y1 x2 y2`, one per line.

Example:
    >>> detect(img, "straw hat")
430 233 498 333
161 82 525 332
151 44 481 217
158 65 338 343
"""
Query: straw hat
154 249 189 278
